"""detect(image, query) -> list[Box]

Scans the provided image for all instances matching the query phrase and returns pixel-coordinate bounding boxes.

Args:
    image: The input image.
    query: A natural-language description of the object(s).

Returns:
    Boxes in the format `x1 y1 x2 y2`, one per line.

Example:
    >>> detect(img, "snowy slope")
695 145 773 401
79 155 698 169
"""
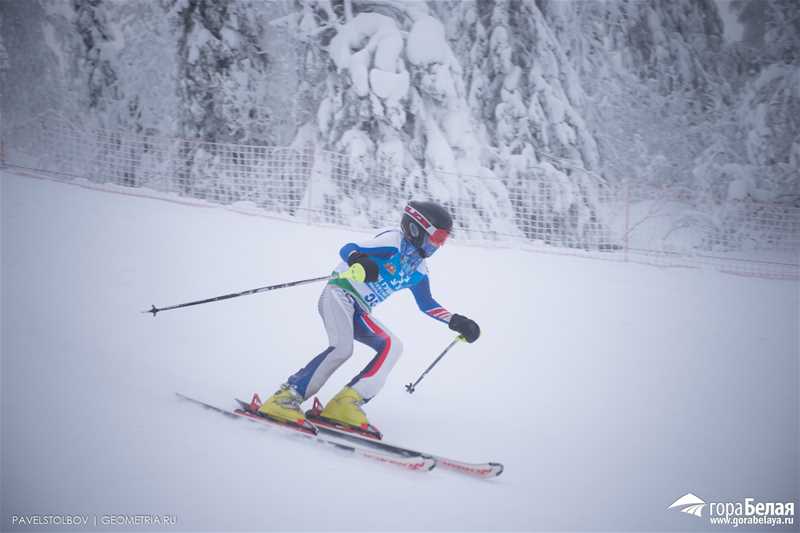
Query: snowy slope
1 170 797 531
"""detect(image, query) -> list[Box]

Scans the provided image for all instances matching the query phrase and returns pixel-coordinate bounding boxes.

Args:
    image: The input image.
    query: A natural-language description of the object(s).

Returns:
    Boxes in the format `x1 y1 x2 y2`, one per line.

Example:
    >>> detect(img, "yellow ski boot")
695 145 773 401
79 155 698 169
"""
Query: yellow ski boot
257 384 310 429
308 387 383 440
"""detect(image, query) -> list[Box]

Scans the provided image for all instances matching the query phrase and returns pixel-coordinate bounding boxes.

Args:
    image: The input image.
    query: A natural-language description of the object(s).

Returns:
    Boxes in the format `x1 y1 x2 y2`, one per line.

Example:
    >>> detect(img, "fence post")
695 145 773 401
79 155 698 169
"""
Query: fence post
624 179 630 262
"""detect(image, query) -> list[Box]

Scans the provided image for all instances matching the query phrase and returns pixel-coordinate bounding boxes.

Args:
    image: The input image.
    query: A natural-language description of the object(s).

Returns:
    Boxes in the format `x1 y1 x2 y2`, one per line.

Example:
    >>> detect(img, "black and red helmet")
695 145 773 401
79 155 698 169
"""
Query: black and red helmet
401 200 453 257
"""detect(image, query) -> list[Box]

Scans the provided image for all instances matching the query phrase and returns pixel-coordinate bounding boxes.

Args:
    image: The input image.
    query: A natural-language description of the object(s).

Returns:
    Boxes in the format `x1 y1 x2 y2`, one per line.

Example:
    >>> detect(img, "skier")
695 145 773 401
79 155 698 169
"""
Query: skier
258 200 481 436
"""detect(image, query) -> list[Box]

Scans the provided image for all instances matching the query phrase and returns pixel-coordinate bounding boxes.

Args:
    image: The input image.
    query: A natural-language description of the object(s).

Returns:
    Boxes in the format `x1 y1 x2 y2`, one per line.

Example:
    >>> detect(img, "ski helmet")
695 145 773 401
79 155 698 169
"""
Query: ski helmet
401 200 453 257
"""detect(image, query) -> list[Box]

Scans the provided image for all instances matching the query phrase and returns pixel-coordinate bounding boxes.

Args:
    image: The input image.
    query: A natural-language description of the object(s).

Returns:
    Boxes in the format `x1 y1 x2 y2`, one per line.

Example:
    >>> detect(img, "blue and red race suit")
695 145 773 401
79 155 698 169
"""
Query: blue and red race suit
329 229 452 323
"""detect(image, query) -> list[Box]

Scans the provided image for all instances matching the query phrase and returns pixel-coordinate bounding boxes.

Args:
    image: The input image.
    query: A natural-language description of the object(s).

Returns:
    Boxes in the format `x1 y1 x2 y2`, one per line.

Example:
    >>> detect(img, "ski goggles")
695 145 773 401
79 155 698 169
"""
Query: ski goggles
421 238 440 257
404 204 450 247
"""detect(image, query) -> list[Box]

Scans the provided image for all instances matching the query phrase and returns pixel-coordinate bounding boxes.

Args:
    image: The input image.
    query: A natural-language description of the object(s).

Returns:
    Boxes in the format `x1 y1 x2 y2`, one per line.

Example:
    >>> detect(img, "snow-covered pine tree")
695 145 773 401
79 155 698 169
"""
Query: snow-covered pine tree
14 1 179 137
170 0 275 144
0 11 8 76
3 0 795 255
544 0 726 197
67 1 181 185
72 0 119 115
0 8 6 163
168 0 299 201
685 0 800 252
729 0 800 202
290 0 518 237
0 7 7 142
439 0 607 248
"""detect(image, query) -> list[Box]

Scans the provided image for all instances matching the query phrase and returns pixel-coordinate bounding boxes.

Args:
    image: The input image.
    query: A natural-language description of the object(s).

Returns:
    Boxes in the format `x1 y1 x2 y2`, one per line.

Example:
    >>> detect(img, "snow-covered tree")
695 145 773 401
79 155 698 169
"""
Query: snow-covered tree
291 0 517 236
72 0 119 113
3 0 796 252
440 0 607 247
165 0 304 200
0 1 77 126
727 0 799 202
0 8 8 148
543 0 727 193
170 0 274 144
0 11 8 75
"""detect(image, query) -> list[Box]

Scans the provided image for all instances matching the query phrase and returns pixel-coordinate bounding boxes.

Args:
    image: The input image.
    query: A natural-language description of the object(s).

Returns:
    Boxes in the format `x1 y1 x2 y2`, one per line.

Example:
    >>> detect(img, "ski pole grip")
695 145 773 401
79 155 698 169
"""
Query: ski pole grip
338 263 366 282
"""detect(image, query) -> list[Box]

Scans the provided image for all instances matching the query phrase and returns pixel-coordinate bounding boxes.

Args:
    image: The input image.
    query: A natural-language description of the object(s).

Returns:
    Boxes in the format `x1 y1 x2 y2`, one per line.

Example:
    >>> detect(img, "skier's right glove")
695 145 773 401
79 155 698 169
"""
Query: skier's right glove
344 252 379 283
448 314 480 343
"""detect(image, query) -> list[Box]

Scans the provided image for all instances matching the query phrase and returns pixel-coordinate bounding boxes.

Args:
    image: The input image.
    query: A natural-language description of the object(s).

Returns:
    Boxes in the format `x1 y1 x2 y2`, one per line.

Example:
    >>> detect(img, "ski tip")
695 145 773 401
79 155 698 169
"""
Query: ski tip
489 462 504 477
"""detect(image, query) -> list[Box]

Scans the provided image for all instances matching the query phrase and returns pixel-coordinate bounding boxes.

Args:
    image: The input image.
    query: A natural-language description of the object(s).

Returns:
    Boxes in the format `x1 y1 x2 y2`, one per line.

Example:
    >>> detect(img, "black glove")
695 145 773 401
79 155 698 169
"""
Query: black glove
448 313 480 343
347 252 379 282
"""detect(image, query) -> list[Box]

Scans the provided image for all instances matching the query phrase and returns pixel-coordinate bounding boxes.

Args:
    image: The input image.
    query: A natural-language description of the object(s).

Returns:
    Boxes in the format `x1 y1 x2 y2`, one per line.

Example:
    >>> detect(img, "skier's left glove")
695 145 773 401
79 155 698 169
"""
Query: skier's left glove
342 252 379 283
448 314 480 343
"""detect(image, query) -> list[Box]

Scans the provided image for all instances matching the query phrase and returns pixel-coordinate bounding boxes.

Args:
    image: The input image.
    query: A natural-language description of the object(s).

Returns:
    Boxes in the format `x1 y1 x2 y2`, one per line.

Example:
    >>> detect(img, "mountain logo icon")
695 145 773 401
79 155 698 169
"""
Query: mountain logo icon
668 493 706 517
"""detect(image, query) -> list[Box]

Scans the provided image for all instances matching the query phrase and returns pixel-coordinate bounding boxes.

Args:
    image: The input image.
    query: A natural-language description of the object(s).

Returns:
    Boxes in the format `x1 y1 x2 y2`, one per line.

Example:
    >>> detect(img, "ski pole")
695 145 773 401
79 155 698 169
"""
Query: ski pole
405 335 465 394
144 274 334 317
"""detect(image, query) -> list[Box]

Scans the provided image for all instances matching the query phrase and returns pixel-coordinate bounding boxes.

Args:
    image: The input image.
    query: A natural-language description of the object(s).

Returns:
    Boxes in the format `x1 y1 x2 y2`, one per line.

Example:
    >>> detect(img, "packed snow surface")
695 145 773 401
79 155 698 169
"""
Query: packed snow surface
2 170 797 531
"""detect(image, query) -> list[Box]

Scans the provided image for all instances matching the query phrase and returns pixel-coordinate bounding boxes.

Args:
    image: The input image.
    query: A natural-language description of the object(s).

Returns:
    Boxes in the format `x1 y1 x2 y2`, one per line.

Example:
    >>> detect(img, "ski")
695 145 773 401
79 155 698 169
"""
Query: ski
242 395 504 479
314 420 504 479
176 393 435 472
